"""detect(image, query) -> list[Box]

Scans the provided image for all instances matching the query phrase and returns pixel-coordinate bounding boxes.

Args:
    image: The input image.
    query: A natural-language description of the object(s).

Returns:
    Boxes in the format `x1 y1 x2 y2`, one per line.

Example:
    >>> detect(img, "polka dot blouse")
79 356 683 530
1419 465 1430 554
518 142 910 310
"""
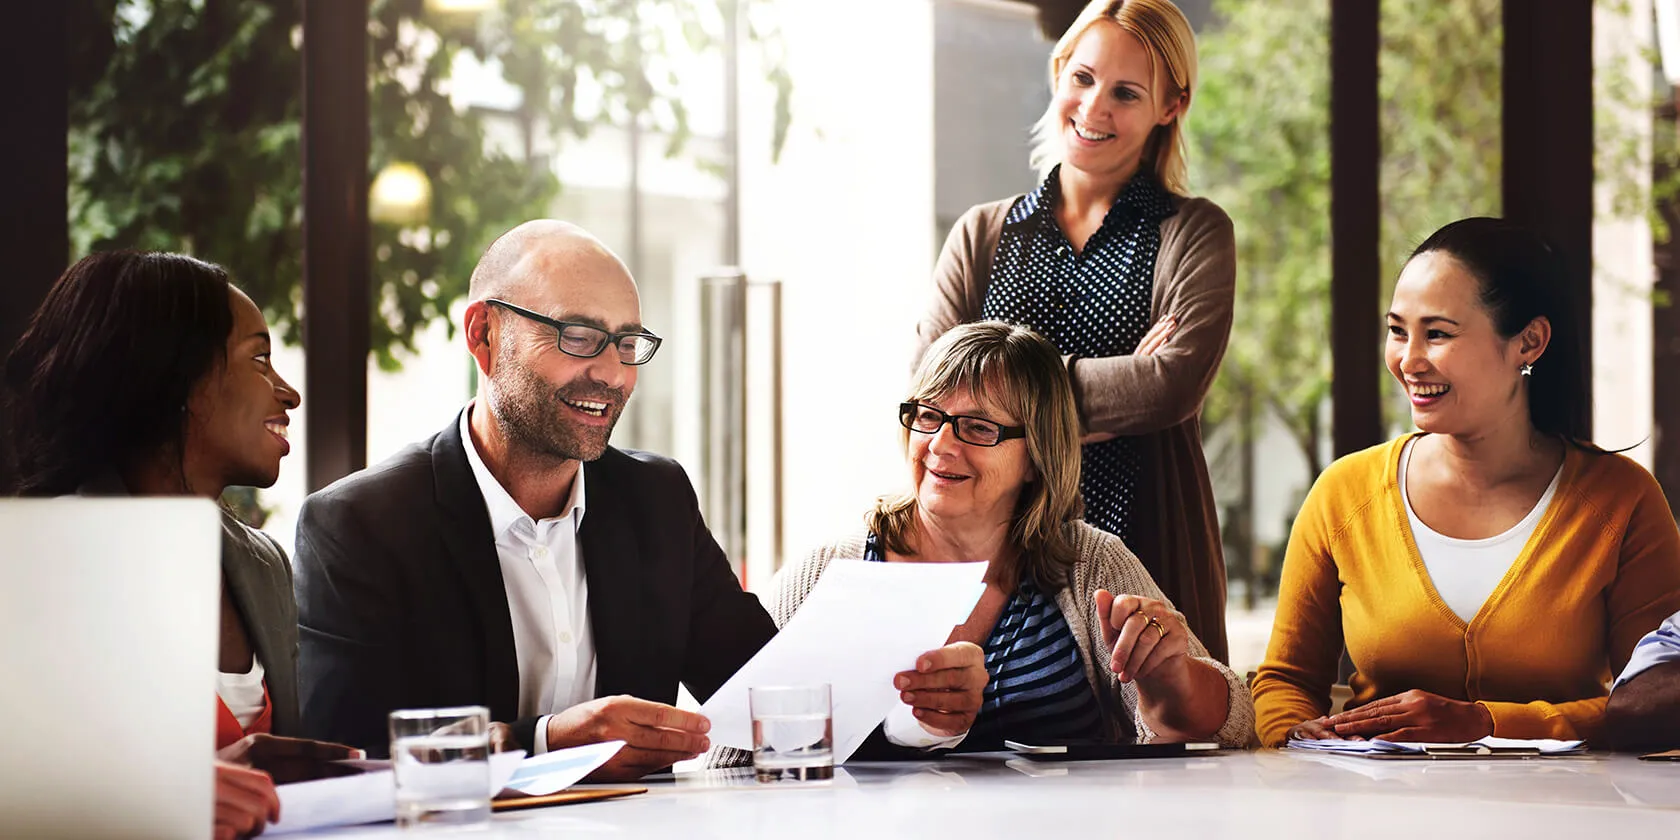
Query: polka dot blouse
981 166 1175 545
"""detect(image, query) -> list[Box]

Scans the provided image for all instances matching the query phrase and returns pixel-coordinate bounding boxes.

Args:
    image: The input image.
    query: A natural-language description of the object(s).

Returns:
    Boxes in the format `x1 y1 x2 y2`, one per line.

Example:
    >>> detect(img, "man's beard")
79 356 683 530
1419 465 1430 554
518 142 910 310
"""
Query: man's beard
487 343 627 463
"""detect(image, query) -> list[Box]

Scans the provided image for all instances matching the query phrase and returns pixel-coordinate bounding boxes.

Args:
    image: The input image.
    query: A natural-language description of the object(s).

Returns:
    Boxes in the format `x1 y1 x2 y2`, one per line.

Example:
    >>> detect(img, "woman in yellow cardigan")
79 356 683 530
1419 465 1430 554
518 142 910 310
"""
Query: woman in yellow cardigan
1252 217 1680 746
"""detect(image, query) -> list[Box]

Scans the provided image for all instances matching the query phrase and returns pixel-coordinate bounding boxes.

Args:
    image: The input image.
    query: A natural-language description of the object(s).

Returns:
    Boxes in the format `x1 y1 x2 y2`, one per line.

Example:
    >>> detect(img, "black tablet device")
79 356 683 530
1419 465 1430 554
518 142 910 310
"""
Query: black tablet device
1003 740 1222 761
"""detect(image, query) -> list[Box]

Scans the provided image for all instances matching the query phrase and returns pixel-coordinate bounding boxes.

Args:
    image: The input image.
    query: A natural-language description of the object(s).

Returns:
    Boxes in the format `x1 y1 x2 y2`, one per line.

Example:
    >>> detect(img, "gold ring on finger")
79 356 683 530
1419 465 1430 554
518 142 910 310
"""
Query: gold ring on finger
1146 616 1167 640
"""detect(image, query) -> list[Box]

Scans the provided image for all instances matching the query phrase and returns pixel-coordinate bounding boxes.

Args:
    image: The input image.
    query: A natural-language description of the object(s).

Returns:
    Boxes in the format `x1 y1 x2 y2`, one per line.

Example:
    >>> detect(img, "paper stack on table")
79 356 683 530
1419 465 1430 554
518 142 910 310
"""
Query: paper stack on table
699 559 987 763
499 740 625 796
1287 736 1585 758
269 750 525 835
270 741 625 835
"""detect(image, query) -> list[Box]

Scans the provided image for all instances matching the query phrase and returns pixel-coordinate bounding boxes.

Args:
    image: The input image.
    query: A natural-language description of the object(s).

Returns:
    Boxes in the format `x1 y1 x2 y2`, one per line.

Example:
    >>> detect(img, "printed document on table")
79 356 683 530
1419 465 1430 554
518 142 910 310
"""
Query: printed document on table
700 559 987 763
325 742 622 797
1287 737 1584 757
501 740 625 796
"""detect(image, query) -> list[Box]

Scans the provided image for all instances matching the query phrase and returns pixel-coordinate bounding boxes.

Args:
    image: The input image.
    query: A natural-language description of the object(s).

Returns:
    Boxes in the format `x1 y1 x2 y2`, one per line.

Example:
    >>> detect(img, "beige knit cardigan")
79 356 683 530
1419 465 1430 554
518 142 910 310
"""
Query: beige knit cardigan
708 520 1254 767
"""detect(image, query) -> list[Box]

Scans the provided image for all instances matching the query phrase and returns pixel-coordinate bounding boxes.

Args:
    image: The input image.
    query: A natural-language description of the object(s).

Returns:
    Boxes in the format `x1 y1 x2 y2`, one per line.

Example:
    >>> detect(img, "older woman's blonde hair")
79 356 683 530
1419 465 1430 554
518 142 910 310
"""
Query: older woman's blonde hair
867 321 1084 590
1028 0 1198 195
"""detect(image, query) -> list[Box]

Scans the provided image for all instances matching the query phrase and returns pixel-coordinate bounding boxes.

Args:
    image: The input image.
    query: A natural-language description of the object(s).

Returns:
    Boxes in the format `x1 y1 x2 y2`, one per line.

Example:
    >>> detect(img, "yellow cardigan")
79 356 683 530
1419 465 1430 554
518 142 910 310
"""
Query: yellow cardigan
1253 434 1680 747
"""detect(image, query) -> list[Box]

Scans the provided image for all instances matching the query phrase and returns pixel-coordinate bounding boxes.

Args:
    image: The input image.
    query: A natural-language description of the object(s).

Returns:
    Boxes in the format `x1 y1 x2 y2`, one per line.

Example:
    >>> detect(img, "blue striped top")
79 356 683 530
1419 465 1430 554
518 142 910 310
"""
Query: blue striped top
865 532 1103 750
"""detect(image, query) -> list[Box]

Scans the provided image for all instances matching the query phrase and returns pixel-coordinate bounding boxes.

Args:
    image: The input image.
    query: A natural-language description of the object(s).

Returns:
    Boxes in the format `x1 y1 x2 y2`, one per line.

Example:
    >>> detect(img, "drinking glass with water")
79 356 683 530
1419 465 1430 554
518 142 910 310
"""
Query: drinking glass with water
388 706 492 827
749 684 834 782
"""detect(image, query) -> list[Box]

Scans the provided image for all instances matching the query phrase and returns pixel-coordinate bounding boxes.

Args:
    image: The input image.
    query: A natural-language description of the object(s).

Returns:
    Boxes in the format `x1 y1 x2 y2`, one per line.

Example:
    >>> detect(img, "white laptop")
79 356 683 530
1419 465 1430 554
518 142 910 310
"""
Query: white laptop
0 498 222 840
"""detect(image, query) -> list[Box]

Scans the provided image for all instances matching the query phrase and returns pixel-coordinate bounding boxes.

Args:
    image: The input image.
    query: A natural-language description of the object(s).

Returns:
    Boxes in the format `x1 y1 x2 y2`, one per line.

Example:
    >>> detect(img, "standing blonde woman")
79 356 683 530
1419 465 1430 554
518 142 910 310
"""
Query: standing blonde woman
917 0 1235 660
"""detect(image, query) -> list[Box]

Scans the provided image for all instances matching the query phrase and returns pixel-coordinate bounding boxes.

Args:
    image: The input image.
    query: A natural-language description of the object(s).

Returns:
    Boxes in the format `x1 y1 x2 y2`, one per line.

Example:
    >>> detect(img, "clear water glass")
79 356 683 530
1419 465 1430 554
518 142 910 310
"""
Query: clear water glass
750 684 834 783
388 705 492 828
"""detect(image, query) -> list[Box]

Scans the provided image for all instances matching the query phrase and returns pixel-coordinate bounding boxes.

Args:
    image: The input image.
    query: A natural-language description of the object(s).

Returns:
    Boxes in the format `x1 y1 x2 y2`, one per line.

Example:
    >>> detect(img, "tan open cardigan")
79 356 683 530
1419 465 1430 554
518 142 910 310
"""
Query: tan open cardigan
914 195 1236 663
707 521 1256 766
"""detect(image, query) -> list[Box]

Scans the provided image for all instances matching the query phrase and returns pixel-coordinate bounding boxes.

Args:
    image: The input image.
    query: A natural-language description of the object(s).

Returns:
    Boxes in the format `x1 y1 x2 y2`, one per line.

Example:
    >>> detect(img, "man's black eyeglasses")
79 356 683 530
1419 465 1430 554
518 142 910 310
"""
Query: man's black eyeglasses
485 298 663 365
898 402 1026 447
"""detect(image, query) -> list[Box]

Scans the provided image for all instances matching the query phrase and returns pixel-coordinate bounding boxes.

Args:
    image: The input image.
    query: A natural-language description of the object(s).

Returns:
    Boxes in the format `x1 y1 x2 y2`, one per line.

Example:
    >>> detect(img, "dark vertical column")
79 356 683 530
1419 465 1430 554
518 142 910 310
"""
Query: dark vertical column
301 0 370 491
1503 0 1594 437
1329 0 1383 457
1028 0 1082 38
0 4 68 490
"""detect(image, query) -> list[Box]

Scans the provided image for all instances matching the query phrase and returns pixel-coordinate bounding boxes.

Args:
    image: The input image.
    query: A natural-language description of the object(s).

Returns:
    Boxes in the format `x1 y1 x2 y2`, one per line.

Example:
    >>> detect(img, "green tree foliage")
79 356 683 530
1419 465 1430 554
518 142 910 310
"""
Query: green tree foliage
68 0 788 369
1191 0 1332 479
1376 0 1503 293
1193 0 1504 473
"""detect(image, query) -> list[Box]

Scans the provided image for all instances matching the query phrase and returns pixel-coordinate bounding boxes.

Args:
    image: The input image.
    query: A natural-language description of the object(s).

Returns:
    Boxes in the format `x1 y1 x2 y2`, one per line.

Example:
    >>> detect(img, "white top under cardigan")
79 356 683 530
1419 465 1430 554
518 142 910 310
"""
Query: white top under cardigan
460 404 595 754
1400 437 1564 623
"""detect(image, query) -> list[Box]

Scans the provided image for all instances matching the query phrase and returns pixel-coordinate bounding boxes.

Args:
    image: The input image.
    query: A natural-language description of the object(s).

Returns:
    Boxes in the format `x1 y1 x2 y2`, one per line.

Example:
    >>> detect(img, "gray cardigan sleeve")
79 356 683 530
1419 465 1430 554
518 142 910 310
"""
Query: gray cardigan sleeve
912 196 1237 438
1067 199 1237 437
913 199 1013 373
1063 522 1254 748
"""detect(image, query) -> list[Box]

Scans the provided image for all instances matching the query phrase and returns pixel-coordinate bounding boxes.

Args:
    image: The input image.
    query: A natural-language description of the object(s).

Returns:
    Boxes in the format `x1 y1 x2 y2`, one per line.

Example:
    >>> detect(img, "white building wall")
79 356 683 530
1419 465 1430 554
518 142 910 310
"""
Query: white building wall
736 0 939 589
1595 0 1656 463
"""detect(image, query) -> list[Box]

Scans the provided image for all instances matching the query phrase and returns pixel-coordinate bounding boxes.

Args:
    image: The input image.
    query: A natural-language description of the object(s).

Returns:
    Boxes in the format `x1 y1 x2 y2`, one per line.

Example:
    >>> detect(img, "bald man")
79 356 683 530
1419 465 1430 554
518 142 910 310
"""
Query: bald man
291 221 776 780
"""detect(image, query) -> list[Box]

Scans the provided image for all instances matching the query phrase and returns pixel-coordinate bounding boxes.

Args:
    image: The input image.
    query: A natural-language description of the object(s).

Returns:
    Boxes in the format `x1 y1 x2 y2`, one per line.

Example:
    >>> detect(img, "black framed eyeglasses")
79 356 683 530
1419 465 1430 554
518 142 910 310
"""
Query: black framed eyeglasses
898 402 1026 447
485 298 663 365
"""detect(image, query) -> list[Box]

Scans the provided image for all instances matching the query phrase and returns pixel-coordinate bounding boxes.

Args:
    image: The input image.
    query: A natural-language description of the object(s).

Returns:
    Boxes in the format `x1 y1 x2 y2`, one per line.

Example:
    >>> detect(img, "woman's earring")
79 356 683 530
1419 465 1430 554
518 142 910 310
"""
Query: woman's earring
1520 362 1534 377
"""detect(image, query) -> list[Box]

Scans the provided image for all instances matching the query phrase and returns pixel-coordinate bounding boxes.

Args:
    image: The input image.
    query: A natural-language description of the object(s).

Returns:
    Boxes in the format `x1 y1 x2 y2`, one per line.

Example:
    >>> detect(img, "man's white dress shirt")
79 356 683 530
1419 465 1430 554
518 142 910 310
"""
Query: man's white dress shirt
1400 436 1562 623
461 406 596 753
1614 609 1680 690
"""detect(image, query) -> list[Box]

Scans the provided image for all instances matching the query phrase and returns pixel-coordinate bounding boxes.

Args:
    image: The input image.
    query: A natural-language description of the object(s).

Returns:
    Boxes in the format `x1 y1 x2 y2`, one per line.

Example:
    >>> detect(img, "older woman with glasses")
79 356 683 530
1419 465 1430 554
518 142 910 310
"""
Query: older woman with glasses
741 321 1251 756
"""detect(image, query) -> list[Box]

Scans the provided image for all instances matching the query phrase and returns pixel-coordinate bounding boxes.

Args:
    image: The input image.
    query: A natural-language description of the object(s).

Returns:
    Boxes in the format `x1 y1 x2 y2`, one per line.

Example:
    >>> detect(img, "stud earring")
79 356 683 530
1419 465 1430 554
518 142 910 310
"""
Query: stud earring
1520 362 1533 377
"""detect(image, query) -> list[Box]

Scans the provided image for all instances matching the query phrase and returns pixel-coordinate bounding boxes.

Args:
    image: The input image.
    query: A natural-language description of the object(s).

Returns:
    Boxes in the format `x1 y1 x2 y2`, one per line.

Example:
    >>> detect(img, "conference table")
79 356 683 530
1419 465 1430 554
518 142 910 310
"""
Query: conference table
303 749 1680 839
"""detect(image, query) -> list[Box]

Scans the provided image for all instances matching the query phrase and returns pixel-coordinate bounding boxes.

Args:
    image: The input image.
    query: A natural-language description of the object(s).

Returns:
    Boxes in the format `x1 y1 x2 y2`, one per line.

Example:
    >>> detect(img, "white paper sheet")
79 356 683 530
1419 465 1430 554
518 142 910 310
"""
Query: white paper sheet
1287 736 1585 756
269 749 524 835
699 559 986 763
501 740 625 796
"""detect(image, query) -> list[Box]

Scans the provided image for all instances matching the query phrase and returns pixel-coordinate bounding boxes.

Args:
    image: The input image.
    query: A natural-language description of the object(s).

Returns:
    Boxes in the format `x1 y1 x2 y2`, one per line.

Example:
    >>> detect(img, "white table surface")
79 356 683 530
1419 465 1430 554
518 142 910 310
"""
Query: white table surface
303 750 1680 839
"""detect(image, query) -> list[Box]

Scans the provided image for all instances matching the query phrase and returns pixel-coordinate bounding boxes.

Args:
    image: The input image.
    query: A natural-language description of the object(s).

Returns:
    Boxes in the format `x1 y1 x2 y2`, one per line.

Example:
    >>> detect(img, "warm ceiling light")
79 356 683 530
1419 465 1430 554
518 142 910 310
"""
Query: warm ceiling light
369 162 432 225
426 0 496 13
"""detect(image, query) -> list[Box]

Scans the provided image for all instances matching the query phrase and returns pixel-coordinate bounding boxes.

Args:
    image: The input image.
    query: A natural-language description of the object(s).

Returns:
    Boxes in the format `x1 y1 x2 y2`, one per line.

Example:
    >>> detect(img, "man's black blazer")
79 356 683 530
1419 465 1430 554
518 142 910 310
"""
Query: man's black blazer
293 412 777 754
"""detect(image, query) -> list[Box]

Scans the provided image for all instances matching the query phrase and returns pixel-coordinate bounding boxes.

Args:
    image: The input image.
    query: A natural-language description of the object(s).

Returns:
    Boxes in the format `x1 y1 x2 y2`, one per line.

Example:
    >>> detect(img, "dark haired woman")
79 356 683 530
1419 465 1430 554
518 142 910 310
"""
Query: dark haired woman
1252 218 1680 747
3 251 356 839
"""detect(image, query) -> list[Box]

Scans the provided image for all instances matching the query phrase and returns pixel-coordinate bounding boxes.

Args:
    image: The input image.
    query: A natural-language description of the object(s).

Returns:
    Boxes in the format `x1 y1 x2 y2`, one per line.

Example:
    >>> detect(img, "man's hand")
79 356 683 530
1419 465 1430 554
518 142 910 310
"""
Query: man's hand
1286 717 1342 742
1321 689 1494 742
894 642 987 736
488 722 520 753
1606 661 1680 751
545 696 711 782
213 760 278 840
216 734 364 784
